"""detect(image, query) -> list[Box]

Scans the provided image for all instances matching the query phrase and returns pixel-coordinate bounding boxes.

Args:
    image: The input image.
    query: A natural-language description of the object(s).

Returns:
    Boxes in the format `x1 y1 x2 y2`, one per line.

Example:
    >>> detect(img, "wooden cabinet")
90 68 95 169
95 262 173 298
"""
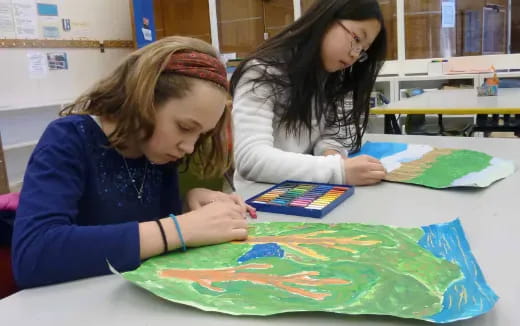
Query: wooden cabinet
264 0 294 38
405 0 509 59
405 0 455 59
512 1 520 53
146 1 514 60
378 0 397 60
217 0 294 57
217 0 265 57
301 0 316 12
153 0 211 43
459 0 508 56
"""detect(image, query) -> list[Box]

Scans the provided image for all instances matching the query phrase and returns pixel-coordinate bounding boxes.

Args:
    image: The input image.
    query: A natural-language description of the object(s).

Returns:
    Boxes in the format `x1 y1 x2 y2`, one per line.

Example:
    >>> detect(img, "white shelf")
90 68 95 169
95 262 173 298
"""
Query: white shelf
398 74 476 81
394 72 520 83
375 76 397 82
373 71 520 109
496 72 520 78
4 140 38 151
0 99 73 112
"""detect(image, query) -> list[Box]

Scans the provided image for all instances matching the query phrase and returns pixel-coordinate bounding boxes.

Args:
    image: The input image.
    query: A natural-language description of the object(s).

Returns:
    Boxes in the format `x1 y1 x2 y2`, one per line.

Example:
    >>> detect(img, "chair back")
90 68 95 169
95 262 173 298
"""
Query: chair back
0 132 10 194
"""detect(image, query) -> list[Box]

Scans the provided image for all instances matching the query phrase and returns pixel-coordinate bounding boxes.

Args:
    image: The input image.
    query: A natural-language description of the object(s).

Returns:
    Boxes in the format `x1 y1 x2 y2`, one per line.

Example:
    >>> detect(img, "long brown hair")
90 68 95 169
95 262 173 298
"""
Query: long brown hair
230 0 386 153
61 36 231 177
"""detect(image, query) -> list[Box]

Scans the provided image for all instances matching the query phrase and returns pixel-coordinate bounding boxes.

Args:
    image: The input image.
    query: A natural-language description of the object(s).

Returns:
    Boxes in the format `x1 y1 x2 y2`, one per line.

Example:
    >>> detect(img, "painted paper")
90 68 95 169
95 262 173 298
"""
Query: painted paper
120 219 497 323
353 142 515 188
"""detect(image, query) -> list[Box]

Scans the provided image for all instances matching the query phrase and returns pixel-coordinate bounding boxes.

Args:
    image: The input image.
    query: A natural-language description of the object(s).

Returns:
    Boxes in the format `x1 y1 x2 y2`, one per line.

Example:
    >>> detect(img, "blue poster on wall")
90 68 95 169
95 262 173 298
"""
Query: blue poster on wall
132 0 156 48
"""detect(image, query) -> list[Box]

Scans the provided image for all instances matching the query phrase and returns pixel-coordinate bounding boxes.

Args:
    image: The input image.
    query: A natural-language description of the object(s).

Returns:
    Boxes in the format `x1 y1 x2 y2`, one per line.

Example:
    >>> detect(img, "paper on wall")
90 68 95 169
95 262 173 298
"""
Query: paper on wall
12 0 38 38
141 27 152 41
441 1 456 28
70 20 89 38
40 16 60 38
0 0 16 38
27 51 48 79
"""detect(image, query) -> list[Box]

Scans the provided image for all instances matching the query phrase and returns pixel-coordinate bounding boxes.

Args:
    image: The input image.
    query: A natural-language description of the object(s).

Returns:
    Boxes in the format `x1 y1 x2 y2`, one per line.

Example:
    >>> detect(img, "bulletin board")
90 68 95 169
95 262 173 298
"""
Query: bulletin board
130 0 156 48
0 0 136 107
0 0 134 49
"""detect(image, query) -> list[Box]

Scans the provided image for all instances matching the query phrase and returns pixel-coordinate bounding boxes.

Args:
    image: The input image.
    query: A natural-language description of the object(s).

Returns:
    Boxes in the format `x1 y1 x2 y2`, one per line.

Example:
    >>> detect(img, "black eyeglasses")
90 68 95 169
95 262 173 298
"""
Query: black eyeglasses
336 21 368 63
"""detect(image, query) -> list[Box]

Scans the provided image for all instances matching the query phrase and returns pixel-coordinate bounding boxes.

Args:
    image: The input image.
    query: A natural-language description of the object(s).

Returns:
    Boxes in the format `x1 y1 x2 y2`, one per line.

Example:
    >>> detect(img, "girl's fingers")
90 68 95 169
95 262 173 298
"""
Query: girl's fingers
232 219 248 230
368 171 386 180
366 155 382 164
230 228 248 240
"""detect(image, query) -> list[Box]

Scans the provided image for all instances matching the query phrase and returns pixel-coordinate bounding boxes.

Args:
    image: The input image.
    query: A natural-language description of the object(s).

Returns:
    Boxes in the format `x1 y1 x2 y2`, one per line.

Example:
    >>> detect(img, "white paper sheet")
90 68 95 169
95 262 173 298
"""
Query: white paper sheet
27 51 48 79
40 16 60 38
0 0 15 38
441 1 456 28
12 0 37 38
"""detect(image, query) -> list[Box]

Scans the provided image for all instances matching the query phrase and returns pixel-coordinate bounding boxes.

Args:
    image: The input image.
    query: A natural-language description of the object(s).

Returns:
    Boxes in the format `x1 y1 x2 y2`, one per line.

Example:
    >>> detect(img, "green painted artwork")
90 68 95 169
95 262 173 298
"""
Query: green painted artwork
119 220 497 323
353 142 515 188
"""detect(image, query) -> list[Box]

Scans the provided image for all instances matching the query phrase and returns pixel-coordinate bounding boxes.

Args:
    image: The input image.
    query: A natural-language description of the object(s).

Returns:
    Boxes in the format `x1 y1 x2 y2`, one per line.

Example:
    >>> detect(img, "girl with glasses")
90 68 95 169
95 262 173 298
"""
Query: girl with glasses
231 0 388 187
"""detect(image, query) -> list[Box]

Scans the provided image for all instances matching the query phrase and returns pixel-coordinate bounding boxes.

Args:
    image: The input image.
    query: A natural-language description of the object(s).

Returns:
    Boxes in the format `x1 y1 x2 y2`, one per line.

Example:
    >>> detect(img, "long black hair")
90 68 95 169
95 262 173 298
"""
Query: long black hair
230 0 387 153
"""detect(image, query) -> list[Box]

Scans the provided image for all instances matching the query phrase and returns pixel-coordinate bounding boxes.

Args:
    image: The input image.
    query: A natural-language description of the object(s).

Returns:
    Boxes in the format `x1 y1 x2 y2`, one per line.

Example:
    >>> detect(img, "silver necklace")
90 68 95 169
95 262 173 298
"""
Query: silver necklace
122 158 148 200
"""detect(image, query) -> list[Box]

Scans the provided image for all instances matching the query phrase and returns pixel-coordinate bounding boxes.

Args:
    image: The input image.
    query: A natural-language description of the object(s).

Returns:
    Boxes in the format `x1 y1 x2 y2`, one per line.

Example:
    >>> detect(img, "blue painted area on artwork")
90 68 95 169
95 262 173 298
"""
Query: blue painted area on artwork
350 141 407 159
419 219 498 323
237 243 285 264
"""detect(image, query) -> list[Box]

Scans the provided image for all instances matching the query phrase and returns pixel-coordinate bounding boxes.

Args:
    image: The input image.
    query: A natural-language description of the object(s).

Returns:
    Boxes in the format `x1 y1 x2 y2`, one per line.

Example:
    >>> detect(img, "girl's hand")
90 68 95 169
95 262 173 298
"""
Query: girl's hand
322 149 347 158
177 201 248 247
140 194 252 259
186 188 255 217
343 155 386 185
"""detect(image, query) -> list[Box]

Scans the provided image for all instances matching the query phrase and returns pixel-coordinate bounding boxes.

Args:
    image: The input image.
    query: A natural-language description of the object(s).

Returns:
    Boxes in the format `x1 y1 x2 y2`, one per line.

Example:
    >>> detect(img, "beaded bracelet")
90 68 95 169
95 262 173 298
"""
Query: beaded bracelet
169 213 187 252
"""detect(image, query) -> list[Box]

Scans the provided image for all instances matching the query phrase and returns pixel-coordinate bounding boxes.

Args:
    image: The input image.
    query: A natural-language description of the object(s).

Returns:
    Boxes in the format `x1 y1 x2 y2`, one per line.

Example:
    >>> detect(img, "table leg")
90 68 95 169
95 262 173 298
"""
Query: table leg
438 114 445 134
384 114 402 134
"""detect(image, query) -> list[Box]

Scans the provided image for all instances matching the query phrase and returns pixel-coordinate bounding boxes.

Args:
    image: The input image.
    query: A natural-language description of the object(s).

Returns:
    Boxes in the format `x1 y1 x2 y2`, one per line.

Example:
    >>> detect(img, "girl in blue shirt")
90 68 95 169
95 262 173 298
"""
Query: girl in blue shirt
12 36 252 288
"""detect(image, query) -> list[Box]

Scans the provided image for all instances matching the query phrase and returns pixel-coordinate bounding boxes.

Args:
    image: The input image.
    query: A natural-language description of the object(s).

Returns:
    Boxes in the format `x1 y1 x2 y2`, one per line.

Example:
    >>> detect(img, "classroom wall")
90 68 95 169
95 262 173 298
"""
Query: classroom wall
0 48 132 107
0 0 134 189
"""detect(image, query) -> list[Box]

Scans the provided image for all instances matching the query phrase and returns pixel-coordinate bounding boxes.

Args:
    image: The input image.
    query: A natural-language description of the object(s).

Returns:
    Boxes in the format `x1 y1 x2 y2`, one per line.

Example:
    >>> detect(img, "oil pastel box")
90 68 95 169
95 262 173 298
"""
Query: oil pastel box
245 180 355 218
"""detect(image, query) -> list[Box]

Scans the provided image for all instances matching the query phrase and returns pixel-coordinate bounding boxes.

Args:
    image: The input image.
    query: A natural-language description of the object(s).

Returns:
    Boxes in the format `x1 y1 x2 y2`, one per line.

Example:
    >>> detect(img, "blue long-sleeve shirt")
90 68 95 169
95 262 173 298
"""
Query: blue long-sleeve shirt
12 115 182 288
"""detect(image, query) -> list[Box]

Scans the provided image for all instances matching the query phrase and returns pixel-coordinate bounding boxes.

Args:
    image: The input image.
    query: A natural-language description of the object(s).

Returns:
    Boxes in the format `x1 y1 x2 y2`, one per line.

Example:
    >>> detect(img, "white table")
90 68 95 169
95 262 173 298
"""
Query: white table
372 88 520 115
1 134 519 326
371 88 520 134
